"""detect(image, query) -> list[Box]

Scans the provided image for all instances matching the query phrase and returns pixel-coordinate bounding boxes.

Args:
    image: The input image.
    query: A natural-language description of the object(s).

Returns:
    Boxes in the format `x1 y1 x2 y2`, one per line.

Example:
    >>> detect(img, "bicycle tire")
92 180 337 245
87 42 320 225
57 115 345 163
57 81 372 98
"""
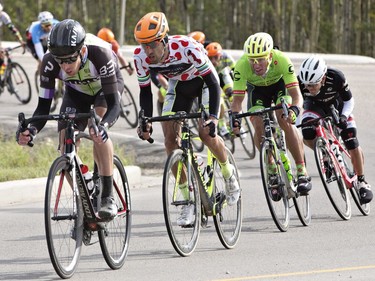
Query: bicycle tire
314 137 351 220
8 62 32 104
213 147 242 248
260 140 289 232
341 148 370 216
120 84 138 128
162 149 201 257
238 116 256 160
288 156 311 226
45 156 83 279
99 155 132 269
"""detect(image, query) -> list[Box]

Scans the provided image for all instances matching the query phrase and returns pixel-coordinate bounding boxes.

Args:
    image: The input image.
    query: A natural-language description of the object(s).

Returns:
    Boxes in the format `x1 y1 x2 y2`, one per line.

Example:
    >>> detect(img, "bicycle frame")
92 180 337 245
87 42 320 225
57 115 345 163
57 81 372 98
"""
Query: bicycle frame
18 109 128 226
314 116 356 189
140 110 218 215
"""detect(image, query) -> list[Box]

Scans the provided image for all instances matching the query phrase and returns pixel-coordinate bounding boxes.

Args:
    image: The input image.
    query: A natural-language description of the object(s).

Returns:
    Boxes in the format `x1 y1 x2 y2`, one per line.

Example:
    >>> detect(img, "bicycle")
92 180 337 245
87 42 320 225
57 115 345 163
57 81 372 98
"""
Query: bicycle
34 69 65 112
119 65 138 128
0 45 31 104
17 108 132 279
297 105 370 220
219 94 256 160
231 98 311 232
139 106 242 256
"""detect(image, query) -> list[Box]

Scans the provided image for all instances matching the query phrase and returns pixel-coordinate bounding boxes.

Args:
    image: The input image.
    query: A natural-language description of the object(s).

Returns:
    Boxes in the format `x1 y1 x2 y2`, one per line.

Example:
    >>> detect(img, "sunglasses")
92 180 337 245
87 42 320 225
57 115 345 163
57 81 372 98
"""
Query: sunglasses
53 52 80 65
248 57 268 64
42 23 52 28
141 40 161 50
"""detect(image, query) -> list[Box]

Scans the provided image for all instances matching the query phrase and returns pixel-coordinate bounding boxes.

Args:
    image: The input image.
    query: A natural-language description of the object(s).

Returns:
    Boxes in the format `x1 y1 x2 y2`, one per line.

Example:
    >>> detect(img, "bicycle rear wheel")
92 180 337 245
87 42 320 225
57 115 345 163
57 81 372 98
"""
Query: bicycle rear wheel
8 62 32 104
314 137 351 220
162 149 201 257
341 149 370 216
99 155 132 269
289 159 311 226
120 84 138 128
260 140 289 232
45 156 83 279
238 116 256 159
213 147 242 248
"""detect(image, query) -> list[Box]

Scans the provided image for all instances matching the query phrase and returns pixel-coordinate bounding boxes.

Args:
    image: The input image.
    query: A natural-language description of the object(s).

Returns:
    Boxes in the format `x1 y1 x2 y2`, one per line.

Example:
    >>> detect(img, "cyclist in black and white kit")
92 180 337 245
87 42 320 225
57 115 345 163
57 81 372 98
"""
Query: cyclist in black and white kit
16 19 123 220
134 12 240 226
298 55 372 204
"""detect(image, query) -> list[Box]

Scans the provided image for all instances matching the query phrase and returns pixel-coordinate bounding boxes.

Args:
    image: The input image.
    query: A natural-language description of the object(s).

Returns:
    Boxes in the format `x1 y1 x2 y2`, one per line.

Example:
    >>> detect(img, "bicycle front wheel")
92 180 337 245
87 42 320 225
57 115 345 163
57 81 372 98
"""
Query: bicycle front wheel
260 140 289 232
314 137 351 220
45 156 83 279
162 149 201 257
213 147 242 249
8 62 32 104
99 155 132 269
238 116 256 159
120 84 138 128
341 148 370 216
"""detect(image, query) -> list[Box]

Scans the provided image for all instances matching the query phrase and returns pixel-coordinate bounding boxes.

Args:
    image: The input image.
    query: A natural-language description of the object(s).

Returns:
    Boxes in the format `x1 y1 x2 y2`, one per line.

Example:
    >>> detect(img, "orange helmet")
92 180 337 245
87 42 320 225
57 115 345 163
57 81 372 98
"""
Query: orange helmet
188 31 205 44
206 42 222 57
97 27 115 43
134 12 169 43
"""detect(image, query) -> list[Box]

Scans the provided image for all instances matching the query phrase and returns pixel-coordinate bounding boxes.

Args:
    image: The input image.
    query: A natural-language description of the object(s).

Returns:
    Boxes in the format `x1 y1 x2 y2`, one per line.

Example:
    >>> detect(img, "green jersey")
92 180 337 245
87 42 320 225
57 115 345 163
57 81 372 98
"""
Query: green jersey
233 49 299 96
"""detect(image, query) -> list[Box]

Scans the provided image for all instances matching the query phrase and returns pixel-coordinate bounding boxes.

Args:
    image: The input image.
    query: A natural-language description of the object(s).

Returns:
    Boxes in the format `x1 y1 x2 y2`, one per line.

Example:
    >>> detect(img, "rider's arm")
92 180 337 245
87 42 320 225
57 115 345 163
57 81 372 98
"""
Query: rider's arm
34 42 45 62
134 47 154 117
336 69 354 118
29 54 58 131
2 12 23 43
99 59 122 128
139 84 153 117
230 56 248 113
202 70 221 119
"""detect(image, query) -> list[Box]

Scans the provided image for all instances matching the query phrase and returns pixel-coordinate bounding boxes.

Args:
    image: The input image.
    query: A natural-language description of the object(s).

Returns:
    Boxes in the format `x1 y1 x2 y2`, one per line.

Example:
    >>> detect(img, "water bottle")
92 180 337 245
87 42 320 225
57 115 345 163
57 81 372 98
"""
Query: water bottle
80 164 94 192
196 155 208 184
280 152 293 181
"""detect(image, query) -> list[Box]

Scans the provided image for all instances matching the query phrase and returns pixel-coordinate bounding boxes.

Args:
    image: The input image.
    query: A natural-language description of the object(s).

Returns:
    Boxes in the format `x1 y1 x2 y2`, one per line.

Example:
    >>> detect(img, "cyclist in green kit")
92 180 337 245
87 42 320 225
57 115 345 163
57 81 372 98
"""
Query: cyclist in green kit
230 32 312 194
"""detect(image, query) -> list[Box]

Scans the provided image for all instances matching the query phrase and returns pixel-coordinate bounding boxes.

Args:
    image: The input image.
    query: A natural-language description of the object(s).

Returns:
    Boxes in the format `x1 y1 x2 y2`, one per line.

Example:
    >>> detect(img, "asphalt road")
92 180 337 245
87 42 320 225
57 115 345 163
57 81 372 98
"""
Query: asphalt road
1 46 375 281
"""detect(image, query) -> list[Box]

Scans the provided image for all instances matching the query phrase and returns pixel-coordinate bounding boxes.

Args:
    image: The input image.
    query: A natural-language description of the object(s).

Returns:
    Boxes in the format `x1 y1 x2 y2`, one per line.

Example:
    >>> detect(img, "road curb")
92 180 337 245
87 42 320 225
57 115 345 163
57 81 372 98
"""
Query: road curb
0 165 142 207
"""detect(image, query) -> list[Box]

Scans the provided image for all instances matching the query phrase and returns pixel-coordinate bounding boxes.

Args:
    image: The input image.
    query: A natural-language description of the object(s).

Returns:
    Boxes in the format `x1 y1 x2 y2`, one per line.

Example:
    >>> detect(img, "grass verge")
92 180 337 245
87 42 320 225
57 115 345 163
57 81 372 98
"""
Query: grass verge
0 131 131 182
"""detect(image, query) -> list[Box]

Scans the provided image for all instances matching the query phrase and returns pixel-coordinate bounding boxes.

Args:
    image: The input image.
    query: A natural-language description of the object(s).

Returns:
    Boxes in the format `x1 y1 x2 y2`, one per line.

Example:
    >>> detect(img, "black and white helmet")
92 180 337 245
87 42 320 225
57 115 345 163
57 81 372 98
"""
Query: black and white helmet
48 19 86 57
299 56 327 84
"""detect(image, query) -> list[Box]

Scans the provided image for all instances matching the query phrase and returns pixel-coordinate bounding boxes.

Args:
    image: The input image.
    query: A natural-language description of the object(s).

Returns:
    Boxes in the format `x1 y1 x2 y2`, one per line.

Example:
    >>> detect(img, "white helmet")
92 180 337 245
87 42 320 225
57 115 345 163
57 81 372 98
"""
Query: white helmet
38 11 54 25
299 56 327 84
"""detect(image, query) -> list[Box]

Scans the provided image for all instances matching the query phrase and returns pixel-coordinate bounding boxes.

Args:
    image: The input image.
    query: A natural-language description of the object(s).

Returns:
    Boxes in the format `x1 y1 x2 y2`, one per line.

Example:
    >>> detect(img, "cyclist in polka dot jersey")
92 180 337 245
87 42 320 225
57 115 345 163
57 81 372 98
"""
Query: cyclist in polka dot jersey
133 12 240 223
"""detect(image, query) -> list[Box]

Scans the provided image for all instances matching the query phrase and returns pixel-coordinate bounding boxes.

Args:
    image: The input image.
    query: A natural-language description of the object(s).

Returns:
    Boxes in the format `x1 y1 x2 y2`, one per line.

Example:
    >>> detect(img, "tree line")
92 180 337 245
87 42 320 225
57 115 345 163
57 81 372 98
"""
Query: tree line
1 0 374 57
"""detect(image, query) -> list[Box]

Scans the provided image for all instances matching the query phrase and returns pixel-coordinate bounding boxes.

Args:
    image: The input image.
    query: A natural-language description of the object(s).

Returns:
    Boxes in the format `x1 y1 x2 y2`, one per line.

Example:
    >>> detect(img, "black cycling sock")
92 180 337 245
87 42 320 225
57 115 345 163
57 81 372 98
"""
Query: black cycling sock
358 175 365 182
100 175 113 198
